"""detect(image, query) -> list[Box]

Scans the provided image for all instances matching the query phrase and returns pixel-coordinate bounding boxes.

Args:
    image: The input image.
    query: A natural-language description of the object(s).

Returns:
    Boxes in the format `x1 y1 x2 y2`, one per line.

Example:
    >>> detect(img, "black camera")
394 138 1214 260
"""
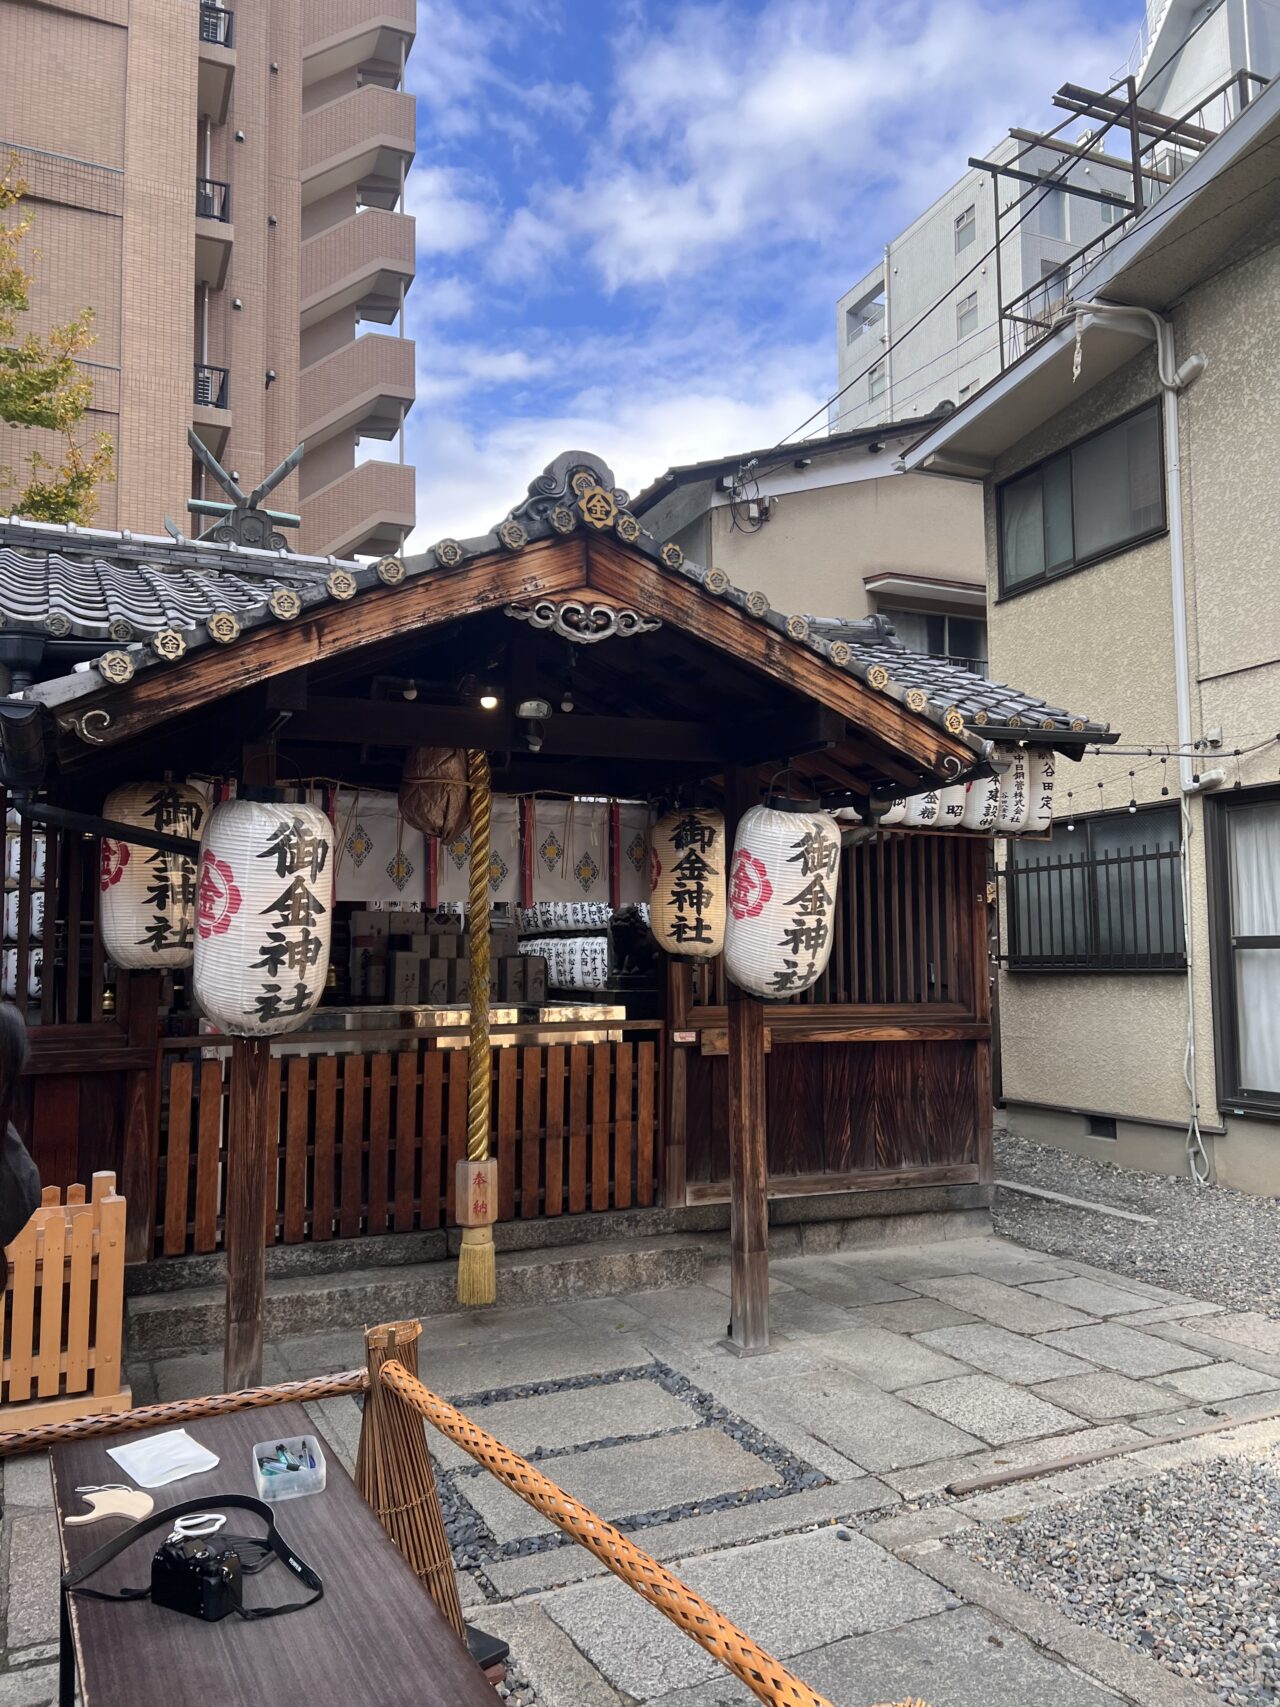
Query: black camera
151 1536 244 1622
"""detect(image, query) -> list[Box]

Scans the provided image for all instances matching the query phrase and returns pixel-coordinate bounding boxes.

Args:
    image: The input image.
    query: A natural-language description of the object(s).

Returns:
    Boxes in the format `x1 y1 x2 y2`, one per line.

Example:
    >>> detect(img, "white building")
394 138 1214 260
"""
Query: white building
833 0 1279 434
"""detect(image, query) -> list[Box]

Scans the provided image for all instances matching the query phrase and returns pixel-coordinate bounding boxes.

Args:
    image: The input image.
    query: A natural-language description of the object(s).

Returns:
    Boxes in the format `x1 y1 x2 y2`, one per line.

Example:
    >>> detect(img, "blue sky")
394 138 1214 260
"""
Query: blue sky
401 0 1142 543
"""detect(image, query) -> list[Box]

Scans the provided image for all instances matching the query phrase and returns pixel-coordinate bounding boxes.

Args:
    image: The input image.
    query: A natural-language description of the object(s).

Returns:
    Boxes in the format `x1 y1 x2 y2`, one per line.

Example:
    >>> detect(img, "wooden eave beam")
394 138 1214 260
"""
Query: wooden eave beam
51 536 588 759
585 537 978 781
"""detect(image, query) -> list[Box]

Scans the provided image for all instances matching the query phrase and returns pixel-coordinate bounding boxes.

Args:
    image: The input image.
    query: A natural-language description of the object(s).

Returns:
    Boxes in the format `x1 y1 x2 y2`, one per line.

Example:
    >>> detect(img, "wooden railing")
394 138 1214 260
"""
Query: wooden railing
155 1025 662 1256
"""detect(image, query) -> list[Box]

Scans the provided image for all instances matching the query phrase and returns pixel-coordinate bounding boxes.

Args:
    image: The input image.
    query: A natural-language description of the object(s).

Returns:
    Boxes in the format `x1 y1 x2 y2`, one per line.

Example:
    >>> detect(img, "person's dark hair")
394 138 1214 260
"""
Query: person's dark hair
0 1003 29 1134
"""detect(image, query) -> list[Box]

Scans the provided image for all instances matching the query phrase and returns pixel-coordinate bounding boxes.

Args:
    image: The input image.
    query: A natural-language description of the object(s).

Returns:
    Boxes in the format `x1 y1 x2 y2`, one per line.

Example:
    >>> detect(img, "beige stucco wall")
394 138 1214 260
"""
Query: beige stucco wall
709 469 985 618
986 229 1280 1189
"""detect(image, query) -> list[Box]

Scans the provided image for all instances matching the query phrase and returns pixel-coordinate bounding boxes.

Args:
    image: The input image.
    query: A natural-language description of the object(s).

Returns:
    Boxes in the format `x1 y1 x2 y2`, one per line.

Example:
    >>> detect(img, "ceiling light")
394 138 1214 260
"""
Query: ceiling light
517 698 551 719
479 692 499 710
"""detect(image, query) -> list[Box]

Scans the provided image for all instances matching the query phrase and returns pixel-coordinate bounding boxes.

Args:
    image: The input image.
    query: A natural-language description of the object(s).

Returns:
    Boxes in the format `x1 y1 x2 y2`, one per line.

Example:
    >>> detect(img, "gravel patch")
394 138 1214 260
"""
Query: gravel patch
993 1134 1280 1317
497 1656 538 1704
965 1449 1280 1706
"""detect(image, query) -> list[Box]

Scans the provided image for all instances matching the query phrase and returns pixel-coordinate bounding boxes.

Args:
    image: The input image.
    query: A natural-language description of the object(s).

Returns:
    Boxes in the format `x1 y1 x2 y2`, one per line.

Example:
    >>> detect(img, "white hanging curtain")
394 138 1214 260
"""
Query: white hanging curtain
1228 802 1280 1093
616 802 652 906
526 798 610 906
437 794 520 907
333 789 427 905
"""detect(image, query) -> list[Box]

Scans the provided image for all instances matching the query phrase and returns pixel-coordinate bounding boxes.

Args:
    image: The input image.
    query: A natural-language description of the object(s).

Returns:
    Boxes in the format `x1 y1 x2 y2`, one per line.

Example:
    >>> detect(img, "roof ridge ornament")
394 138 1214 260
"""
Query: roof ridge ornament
504 599 662 645
506 452 635 545
187 429 304 551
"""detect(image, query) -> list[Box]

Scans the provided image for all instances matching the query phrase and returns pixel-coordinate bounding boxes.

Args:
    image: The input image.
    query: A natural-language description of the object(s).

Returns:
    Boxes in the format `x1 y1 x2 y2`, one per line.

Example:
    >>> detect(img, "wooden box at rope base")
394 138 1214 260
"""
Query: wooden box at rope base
456 1159 497 1228
1 1173 131 1431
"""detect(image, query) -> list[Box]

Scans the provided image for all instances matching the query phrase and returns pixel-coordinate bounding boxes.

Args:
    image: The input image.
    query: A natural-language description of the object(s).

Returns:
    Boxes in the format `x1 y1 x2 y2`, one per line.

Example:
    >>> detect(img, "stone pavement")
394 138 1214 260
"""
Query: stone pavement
4 1233 1280 1705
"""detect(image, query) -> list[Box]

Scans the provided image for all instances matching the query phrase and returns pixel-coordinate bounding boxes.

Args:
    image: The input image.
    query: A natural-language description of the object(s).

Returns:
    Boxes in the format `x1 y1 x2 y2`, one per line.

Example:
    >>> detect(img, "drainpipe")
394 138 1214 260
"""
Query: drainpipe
1062 298 1211 1184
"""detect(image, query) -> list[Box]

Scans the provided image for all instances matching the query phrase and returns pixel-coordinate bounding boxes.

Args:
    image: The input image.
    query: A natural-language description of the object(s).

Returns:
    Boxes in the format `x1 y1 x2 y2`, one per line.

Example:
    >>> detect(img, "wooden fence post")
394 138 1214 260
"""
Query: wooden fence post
119 970 164 1264
224 1037 275 1390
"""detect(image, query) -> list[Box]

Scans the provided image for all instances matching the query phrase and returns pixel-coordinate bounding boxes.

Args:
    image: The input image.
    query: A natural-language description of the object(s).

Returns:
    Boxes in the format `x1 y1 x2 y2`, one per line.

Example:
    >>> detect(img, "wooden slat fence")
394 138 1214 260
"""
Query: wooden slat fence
156 1029 661 1256
1 1173 130 1429
692 832 972 1010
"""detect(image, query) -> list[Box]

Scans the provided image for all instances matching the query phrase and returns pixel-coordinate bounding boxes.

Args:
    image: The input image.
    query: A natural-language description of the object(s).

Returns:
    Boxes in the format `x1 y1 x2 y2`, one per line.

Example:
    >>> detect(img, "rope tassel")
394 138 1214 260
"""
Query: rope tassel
456 747 497 1307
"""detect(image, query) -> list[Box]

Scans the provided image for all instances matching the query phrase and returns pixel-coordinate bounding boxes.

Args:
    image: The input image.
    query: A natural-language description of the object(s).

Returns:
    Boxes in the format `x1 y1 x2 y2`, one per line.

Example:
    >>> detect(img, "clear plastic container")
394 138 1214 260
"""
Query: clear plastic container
251 1433 326 1503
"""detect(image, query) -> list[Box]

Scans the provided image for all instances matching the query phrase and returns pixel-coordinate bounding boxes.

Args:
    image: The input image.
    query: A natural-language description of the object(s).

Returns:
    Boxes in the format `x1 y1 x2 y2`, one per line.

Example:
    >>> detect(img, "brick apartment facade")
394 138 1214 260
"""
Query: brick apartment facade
0 0 416 557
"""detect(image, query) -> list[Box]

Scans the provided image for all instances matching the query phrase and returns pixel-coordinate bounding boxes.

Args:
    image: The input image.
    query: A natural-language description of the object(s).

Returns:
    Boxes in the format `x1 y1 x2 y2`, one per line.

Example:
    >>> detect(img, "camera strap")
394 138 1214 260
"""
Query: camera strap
61 1494 324 1620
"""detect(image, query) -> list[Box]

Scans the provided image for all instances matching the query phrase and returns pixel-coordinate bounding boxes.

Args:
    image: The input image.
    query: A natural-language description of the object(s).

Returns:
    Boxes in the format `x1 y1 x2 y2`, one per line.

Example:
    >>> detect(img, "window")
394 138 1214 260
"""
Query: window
868 360 886 402
1040 258 1068 312
1099 195 1123 227
1209 790 1280 1114
954 205 976 252
1004 806 1184 972
880 609 987 674
1038 174 1067 240
956 291 978 338
997 402 1165 594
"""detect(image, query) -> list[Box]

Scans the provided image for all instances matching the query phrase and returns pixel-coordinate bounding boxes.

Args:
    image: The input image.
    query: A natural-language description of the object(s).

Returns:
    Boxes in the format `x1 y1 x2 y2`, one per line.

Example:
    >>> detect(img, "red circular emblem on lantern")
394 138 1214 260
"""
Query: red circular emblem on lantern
649 848 662 892
99 838 130 891
196 849 243 940
729 848 772 920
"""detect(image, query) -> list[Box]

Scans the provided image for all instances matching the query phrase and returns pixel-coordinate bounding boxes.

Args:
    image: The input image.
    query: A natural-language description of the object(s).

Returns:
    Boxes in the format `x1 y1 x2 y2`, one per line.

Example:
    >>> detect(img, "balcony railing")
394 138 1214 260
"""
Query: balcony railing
199 4 234 47
934 653 987 676
195 178 230 222
194 364 230 409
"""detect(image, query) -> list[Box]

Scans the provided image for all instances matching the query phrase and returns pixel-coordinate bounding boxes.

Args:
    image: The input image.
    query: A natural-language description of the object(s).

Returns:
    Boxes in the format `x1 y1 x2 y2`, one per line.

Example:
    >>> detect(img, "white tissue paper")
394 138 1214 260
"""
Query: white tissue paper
106 1429 220 1489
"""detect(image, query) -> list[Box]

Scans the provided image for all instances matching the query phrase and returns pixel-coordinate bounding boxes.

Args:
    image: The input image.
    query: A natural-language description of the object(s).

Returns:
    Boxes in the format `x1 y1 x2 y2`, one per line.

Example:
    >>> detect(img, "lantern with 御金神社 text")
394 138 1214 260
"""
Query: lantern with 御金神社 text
723 802 841 998
99 782 207 969
192 799 334 1036
649 806 726 959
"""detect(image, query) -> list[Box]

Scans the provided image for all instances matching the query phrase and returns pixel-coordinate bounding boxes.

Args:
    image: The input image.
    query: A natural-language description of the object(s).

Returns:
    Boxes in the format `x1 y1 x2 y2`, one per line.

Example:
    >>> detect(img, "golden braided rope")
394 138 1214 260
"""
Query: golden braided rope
379 1360 836 1707
0 1369 368 1458
465 747 492 1166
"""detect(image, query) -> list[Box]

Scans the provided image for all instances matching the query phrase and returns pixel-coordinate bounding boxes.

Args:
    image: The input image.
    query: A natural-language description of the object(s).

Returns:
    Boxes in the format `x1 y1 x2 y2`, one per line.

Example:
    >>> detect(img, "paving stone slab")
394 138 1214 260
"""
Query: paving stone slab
1037 1324 1210 1379
680 1370 868 1485
276 1328 369 1377
1 1456 53 1511
152 1345 288 1402
0 1664 60 1707
428 1376 702 1473
619 1286 737 1344
880 1422 1149 1499
899 1374 1079 1446
458 1426 780 1545
806 1324 973 1391
483 1481 894 1598
913 1323 1096 1384
1177 1310 1280 1357
1031 1370 1185 1421
5 1512 60 1651
1158 1360 1280 1403
541 1526 951 1700
908 1238 1076 1285
913 1274 1094 1334
1023 1277 1164 1317
427 1327 656 1398
471 1601 625 1707
760 1288 869 1340
1129 1388 1280 1437
845 1297 979 1334
747 1366 982 1472
769 1258 918 1310
647 1606 1125 1707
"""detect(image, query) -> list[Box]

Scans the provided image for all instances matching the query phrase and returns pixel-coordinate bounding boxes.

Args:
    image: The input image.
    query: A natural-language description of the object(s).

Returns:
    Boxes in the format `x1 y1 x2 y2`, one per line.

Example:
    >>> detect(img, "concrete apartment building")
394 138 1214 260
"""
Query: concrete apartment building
832 0 1279 435
634 422 989 666
904 65 1280 1193
0 0 416 557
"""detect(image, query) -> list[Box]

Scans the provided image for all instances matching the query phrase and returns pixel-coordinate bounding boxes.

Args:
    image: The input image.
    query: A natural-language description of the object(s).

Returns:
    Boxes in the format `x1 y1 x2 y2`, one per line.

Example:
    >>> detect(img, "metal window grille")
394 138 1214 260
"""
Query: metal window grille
998 836 1186 972
199 4 234 47
193 363 230 409
195 178 231 221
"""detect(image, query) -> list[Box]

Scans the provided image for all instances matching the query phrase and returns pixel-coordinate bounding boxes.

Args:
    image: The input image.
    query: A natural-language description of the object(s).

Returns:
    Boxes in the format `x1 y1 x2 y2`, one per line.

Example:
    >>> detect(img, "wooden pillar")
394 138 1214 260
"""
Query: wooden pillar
224 1036 274 1390
723 767 769 1353
119 970 163 1264
971 842 995 1187
662 960 691 1208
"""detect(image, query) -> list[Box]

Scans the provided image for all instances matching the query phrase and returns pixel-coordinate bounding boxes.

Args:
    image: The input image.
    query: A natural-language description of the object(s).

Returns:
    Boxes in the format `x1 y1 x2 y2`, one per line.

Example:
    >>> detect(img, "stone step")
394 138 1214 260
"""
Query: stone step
126 1234 704 1361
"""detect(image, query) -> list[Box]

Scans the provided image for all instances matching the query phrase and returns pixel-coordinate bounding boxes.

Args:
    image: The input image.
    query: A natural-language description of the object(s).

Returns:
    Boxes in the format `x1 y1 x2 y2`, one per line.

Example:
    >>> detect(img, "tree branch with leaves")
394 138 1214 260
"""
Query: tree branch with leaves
0 165 114 524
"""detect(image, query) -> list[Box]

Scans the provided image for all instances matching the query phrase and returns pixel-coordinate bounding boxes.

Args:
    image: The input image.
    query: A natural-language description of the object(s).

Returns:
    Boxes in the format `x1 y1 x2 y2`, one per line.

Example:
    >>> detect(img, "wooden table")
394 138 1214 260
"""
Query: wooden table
52 1403 495 1707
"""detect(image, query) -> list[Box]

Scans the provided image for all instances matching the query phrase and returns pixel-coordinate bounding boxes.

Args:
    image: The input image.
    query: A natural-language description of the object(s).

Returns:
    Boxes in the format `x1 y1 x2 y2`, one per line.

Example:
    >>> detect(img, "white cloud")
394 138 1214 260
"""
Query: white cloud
403 166 494 254
493 0 1139 288
409 274 476 321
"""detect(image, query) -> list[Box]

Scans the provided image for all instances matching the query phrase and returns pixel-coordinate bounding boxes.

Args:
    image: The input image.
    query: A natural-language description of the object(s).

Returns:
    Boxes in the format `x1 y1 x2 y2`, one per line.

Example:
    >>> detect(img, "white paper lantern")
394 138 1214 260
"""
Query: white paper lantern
649 807 726 959
99 783 208 969
994 746 1032 834
193 799 334 1036
876 796 908 828
724 804 841 999
901 789 942 829
961 775 1001 831
1026 750 1057 833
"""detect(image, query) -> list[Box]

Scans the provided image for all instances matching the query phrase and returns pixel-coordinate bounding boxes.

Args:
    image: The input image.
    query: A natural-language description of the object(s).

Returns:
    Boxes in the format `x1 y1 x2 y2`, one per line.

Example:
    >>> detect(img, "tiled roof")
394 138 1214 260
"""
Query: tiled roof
2 452 1112 746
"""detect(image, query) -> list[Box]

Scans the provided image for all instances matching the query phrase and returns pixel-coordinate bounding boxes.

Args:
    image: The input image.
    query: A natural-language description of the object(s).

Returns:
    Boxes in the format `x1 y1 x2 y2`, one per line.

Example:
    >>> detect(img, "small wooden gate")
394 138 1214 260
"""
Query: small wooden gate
1 1173 131 1430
